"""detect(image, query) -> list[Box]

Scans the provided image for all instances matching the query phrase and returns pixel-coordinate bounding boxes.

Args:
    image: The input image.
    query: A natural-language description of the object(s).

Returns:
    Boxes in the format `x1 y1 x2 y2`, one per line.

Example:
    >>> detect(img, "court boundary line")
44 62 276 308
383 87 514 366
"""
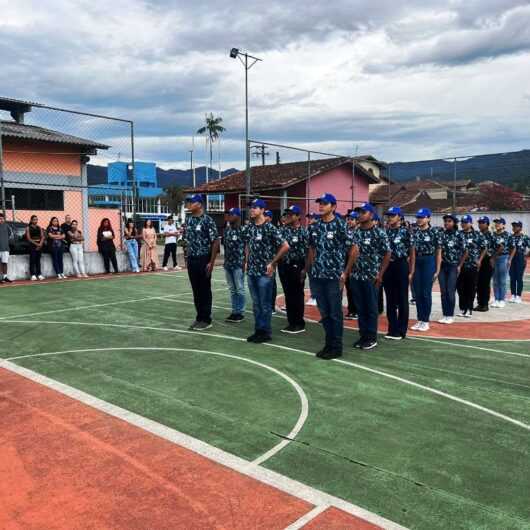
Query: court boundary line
2 319 529 432
285 504 330 529
3 346 309 466
0 359 405 530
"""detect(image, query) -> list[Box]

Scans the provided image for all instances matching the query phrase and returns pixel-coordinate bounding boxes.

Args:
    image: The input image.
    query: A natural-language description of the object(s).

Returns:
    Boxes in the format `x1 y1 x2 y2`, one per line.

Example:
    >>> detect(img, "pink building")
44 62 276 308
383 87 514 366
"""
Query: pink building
189 157 383 221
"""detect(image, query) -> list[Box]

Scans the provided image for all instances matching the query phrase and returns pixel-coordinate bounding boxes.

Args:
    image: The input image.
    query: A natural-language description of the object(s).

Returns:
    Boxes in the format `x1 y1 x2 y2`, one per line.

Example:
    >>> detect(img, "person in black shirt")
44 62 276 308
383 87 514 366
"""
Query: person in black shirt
61 215 72 250
97 218 119 274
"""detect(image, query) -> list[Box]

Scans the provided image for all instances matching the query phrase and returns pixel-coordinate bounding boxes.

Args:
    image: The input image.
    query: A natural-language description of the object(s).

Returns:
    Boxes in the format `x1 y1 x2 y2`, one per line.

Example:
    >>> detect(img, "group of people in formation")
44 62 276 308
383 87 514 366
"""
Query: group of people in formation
182 193 529 359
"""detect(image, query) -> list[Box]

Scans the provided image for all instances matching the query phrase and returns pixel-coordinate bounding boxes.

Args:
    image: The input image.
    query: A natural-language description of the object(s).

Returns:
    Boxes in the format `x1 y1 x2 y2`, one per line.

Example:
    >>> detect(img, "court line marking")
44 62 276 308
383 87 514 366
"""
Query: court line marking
285 504 330 529
2 319 529 432
0 360 405 530
3 346 309 466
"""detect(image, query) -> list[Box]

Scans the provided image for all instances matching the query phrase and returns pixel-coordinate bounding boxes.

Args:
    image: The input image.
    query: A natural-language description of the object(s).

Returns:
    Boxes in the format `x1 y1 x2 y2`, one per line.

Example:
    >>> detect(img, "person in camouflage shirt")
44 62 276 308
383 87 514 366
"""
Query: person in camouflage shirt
475 216 495 312
244 199 289 343
183 194 220 330
437 214 466 323
278 205 308 333
222 207 246 323
344 211 359 320
346 203 391 349
306 193 354 359
491 217 512 307
410 208 442 332
383 206 415 339
509 221 530 302
457 215 486 317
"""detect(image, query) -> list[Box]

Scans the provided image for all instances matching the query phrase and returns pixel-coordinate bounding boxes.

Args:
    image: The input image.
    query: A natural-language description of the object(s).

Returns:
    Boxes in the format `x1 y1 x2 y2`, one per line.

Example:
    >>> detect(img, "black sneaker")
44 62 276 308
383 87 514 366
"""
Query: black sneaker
345 313 358 320
316 346 331 358
194 321 212 331
474 305 488 312
290 325 306 334
320 349 343 360
281 325 296 333
247 333 259 342
188 320 200 330
226 313 244 323
225 313 236 322
232 314 244 322
253 332 272 343
353 339 363 349
384 334 402 341
3 277 12 283
361 340 378 350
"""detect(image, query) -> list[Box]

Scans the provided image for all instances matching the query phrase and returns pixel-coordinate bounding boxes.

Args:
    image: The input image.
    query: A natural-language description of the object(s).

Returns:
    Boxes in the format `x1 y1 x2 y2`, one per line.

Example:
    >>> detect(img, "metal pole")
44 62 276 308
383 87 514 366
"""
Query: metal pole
245 53 250 204
130 121 137 221
453 157 457 211
0 121 6 217
307 151 311 217
351 157 355 209
387 164 392 208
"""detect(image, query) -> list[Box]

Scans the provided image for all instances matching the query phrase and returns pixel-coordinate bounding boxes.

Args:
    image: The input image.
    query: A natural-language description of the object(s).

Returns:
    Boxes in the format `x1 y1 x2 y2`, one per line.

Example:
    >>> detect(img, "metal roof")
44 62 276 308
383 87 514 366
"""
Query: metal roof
0 120 109 150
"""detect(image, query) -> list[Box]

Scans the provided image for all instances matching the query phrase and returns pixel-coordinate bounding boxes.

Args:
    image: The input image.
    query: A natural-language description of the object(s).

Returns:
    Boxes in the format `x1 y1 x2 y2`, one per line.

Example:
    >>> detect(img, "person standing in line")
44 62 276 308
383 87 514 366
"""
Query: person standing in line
223 207 246 323
345 211 359 320
263 209 279 314
457 215 486 318
162 216 182 271
244 199 289 343
410 208 441 332
278 205 308 334
0 212 12 283
97 218 119 274
490 217 511 308
68 220 89 278
47 216 67 279
437 214 466 324
305 193 354 359
346 203 390 350
25 214 46 281
305 213 320 307
474 216 495 312
508 221 529 303
124 220 140 273
61 214 72 252
140 219 159 272
383 206 415 338
184 194 220 331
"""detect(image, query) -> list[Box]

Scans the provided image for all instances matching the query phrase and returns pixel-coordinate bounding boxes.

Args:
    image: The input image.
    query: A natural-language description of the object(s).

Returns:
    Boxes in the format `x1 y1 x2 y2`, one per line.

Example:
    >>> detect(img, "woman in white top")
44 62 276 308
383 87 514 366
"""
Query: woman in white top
68 220 88 278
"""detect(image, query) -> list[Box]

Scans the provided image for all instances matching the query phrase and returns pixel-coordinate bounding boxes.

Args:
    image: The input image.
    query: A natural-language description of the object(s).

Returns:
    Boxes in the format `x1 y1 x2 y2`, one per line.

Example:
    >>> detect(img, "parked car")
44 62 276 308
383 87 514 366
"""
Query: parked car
7 221 31 255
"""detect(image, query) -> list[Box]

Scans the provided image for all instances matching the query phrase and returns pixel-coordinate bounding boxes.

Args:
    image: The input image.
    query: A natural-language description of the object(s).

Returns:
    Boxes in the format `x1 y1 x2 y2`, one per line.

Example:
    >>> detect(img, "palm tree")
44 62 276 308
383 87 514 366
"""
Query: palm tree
197 113 226 180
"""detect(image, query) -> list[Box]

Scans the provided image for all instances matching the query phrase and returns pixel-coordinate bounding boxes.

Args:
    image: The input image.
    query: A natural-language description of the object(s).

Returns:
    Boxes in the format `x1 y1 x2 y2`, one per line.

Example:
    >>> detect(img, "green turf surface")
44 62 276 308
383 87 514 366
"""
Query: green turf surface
1 270 529 530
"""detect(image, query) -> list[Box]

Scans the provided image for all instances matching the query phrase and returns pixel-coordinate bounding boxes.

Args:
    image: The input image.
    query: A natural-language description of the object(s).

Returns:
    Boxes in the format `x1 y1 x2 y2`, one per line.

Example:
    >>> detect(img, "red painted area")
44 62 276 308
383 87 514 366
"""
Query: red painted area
304 507 382 529
0 368 312 529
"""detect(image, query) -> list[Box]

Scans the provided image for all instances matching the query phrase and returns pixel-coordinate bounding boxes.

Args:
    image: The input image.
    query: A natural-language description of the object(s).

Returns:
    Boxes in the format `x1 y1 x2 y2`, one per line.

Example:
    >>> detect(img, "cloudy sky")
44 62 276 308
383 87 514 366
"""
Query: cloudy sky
1 0 530 169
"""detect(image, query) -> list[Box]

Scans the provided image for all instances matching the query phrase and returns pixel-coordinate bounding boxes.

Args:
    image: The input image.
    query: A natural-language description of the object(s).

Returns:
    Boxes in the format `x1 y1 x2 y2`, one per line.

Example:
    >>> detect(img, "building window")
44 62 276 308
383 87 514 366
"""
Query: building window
5 188 64 210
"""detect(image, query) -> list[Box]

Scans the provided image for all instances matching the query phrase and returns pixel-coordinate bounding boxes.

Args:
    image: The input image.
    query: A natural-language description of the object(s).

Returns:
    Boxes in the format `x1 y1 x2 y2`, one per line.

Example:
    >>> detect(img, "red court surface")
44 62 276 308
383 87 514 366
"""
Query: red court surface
0 368 384 530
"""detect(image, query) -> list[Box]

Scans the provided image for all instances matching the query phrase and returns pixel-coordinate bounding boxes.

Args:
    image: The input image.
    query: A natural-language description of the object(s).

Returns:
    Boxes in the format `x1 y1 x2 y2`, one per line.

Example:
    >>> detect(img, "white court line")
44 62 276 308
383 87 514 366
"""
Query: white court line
3 347 309 466
3 319 529 432
285 504 329 529
0 360 405 530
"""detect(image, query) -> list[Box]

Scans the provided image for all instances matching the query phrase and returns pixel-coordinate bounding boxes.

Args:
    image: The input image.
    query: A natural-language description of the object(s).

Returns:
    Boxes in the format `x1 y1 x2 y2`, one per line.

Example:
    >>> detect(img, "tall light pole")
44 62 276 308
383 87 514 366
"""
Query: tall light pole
229 48 262 204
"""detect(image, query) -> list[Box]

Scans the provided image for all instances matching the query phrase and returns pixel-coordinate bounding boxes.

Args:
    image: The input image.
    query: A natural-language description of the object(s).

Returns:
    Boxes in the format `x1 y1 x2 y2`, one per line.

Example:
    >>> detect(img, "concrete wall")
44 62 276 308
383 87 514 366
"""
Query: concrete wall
7 250 132 280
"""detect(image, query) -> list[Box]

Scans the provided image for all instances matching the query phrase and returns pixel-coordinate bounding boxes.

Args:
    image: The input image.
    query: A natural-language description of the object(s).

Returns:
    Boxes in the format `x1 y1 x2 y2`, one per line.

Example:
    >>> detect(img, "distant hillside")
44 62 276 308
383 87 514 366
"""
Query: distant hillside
389 150 530 186
87 165 239 188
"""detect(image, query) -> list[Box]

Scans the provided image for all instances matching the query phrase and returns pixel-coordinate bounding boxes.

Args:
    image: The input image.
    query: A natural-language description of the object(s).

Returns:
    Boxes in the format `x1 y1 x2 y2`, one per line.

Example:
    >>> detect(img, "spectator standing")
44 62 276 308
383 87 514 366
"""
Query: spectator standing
97 218 119 274
0 212 12 283
344 211 359 320
124 219 140 273
162 216 182 271
474 216 495 312
25 214 45 280
264 209 279 314
509 221 529 303
47 216 67 279
140 220 159 272
491 218 511 308
68 220 88 278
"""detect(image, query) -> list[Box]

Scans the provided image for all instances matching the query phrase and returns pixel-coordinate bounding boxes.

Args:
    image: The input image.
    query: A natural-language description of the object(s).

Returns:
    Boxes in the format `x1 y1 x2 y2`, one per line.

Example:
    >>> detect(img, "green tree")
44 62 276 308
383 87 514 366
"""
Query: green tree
197 113 226 179
160 185 185 217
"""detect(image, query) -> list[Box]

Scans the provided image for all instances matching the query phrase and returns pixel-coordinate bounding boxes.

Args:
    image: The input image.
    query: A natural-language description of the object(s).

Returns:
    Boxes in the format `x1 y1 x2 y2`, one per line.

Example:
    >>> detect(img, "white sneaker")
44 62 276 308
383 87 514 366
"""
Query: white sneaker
515 296 523 304
306 298 317 306
31 275 37 281
463 312 472 319
509 295 516 303
438 317 448 324
457 310 467 318
174 266 183 271
445 317 454 324
491 300 499 308
411 321 422 330
38 275 45 280
163 266 168 271
418 322 430 332
498 300 506 308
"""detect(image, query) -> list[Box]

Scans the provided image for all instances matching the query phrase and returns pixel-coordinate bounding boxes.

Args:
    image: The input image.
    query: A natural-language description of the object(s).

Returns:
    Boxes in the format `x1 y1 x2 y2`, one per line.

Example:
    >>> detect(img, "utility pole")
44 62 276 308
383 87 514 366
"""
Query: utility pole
252 144 269 166
0 121 5 217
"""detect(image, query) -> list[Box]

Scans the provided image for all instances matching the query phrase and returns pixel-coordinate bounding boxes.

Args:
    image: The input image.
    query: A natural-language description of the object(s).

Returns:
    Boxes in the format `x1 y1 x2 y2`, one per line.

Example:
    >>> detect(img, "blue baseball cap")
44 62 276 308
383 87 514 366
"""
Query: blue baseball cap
478 216 490 224
385 206 402 216
493 217 506 224
348 211 359 219
249 198 267 209
415 208 432 218
354 202 376 214
286 205 301 215
512 220 523 227
264 210 273 218
185 194 203 204
228 207 241 217
315 193 337 205
461 214 473 224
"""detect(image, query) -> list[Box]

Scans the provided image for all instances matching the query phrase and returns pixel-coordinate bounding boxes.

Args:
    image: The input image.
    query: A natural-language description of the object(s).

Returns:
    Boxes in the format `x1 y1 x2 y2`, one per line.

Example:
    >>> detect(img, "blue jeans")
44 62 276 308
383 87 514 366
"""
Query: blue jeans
439 262 458 317
493 255 509 301
510 254 526 297
225 267 246 315
311 277 343 352
247 274 273 335
125 239 139 271
351 277 379 342
413 255 435 322
51 243 64 275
